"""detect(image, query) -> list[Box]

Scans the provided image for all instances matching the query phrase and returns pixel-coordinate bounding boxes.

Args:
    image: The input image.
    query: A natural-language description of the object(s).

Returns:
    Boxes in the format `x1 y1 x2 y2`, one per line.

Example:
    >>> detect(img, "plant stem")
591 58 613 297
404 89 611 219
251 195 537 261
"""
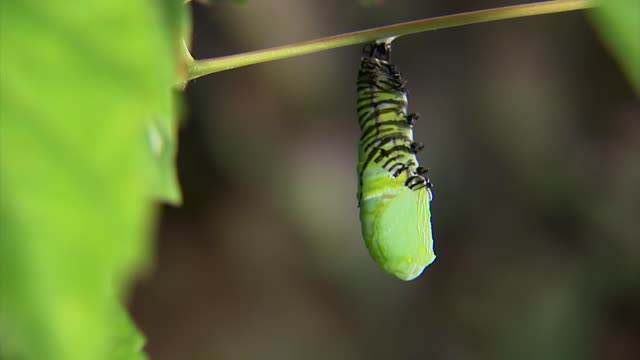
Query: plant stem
187 0 595 81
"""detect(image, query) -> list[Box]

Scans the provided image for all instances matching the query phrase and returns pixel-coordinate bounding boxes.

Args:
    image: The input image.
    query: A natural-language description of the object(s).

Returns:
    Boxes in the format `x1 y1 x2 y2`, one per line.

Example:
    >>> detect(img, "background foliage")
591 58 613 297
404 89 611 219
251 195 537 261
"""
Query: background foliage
0 1 184 359
590 0 640 93
0 1 638 360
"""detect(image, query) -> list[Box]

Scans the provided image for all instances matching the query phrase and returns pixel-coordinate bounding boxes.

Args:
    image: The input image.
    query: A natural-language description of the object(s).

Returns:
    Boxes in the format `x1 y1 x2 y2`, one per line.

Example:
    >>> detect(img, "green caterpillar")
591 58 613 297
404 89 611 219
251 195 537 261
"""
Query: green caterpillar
356 40 436 281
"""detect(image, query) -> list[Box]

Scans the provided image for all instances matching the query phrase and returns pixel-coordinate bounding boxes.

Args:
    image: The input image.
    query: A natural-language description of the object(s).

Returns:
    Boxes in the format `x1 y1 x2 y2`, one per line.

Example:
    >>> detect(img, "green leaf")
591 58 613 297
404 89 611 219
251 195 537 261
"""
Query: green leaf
0 1 184 359
145 109 183 205
590 0 640 94
143 0 192 205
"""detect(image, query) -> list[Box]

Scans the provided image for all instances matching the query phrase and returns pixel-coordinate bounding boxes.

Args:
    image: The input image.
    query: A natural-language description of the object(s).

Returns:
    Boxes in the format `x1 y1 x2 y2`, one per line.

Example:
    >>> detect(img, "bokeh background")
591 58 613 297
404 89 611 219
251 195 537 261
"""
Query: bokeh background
129 1 640 359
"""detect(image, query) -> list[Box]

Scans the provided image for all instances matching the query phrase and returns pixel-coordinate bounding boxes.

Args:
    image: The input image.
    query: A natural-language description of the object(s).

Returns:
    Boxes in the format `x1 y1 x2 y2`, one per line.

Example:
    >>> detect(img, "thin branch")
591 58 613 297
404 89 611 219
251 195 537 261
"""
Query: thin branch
187 0 595 81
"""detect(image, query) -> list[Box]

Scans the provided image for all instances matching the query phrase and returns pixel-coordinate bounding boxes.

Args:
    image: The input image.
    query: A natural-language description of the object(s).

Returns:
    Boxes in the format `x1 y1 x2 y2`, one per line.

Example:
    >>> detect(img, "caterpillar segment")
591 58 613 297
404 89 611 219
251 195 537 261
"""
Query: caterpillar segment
356 40 436 281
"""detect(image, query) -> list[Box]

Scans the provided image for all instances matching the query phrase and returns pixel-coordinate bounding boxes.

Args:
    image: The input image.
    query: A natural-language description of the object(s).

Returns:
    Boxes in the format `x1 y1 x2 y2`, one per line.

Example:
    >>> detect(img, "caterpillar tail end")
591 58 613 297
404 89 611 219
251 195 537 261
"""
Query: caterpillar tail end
387 253 436 281
363 37 398 59
375 36 397 45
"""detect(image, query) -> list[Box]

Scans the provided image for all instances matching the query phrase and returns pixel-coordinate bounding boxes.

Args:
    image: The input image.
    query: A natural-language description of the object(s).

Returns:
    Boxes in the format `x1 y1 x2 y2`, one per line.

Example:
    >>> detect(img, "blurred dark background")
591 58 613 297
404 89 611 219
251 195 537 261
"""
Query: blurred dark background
129 1 640 359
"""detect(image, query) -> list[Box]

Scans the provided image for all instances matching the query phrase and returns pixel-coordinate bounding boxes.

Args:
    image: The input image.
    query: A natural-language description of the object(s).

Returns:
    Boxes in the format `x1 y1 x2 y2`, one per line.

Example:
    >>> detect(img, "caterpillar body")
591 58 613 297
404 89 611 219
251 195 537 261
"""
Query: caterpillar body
356 40 436 281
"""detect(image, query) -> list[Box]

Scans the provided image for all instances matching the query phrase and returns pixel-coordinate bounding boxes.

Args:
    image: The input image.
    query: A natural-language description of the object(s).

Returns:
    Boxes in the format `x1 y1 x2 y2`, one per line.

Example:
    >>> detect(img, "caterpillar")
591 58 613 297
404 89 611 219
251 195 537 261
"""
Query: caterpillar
356 39 436 281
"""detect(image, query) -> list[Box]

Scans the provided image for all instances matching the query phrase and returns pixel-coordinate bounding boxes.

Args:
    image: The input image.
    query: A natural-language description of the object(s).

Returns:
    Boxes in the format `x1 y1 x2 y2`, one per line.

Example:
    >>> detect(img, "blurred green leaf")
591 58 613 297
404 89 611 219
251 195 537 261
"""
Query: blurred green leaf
0 0 185 359
145 111 182 205
107 298 147 360
144 0 191 205
590 0 640 94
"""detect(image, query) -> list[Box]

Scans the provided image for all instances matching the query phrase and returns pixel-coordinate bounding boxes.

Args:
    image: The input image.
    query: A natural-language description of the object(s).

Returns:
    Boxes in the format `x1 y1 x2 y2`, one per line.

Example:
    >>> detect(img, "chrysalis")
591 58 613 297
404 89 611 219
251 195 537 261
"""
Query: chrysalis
356 39 436 281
